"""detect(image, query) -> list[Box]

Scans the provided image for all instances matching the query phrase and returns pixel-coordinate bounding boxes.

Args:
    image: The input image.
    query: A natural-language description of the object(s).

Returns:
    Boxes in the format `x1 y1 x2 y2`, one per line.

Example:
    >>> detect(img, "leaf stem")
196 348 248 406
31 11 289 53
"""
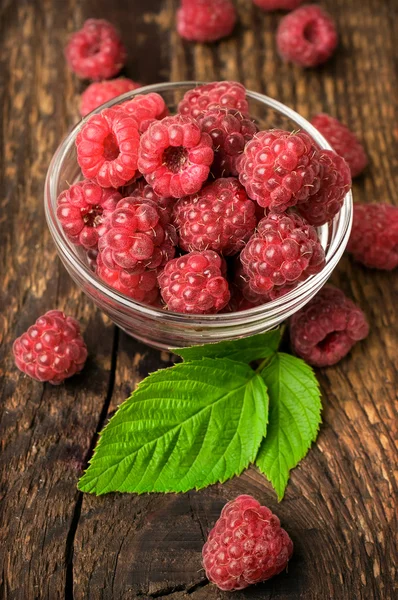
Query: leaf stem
255 355 273 373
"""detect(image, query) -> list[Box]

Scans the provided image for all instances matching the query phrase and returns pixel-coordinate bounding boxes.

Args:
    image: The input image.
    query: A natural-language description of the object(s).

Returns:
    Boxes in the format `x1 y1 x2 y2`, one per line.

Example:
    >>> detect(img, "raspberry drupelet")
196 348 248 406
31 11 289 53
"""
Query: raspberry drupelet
240 212 325 296
80 79 142 117
13 311 87 385
158 250 230 314
121 93 169 133
177 0 237 43
290 285 369 366
311 113 368 178
137 114 214 198
346 203 398 270
277 5 338 68
178 81 248 119
237 129 322 211
173 178 257 255
65 19 126 80
202 495 293 591
96 253 160 304
197 107 258 177
297 150 351 226
76 107 140 188
56 180 121 249
253 0 304 10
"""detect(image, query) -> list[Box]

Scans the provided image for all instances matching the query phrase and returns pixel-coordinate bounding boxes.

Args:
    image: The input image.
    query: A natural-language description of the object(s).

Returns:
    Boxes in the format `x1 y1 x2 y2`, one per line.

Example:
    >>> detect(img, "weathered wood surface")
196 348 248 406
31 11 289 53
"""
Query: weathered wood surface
0 0 397 598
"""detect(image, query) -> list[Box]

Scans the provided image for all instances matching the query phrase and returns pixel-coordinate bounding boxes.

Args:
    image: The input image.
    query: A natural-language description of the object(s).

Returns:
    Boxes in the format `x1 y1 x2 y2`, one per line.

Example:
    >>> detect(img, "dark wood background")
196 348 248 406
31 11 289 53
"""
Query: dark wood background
0 0 397 598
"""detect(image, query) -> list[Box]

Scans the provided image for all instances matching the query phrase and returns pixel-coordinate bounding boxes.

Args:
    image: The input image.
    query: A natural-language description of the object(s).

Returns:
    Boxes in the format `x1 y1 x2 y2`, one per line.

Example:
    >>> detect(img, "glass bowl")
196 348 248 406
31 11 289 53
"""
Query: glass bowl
45 81 352 350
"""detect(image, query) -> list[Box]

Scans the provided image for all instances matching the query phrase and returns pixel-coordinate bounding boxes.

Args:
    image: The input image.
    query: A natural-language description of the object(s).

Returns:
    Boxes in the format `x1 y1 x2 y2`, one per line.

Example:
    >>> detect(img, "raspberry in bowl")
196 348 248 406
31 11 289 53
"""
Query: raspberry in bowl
45 82 352 350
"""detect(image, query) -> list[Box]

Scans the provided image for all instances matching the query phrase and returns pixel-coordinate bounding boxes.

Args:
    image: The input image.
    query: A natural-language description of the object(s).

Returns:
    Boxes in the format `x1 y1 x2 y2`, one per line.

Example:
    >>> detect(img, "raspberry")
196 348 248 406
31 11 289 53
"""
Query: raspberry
202 495 293 591
98 197 177 274
137 114 214 198
56 180 121 249
65 19 126 81
121 93 169 133
311 114 368 178
80 79 142 117
277 5 338 68
127 182 176 217
76 107 140 188
13 311 87 385
158 250 230 314
177 0 236 43
96 254 160 304
197 108 258 177
173 178 257 255
290 285 369 366
253 0 304 10
297 150 351 226
178 81 248 120
240 212 325 295
237 129 322 211
346 203 398 270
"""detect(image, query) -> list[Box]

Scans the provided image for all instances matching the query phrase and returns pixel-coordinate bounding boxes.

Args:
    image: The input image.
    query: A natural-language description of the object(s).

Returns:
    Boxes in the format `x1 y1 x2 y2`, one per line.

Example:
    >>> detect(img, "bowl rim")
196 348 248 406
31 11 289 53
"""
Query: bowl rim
45 80 353 326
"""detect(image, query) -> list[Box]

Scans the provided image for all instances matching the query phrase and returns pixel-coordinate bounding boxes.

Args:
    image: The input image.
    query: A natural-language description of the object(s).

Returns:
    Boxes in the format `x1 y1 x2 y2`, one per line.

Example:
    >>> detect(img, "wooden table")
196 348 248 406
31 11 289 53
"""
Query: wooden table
0 0 397 598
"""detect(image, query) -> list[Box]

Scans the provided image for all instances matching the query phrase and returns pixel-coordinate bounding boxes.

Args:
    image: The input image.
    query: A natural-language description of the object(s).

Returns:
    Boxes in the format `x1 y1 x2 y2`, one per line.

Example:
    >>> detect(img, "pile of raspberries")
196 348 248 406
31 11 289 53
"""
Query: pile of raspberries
57 79 354 316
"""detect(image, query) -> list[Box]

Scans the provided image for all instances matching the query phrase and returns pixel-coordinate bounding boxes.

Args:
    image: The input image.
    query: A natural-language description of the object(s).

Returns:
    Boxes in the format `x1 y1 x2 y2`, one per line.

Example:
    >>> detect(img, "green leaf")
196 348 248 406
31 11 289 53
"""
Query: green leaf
78 358 269 495
256 353 322 501
173 329 281 364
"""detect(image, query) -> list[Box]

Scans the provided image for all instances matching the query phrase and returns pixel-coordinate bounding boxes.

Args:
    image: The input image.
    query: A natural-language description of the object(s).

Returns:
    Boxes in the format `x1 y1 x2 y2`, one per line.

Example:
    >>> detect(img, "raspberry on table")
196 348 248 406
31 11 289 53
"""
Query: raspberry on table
121 93 169 133
158 250 230 313
237 129 322 211
202 495 293 591
290 285 369 366
173 178 257 255
277 5 338 68
177 0 236 43
56 180 121 249
178 81 249 120
240 212 325 296
253 0 304 10
13 311 88 385
96 254 160 304
197 107 258 177
137 114 214 198
65 19 126 80
98 196 177 274
80 79 142 117
311 113 368 178
76 107 140 188
346 203 398 270
297 150 351 226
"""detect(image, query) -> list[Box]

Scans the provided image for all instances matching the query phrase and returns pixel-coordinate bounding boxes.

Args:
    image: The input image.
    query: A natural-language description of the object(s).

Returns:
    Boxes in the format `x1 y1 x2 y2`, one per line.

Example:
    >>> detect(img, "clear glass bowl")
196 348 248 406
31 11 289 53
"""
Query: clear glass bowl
45 81 352 350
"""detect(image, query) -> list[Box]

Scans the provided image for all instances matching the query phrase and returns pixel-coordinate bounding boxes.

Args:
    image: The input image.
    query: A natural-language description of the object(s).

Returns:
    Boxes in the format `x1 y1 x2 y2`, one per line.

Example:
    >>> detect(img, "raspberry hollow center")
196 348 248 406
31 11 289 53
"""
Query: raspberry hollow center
103 133 120 161
163 146 189 173
303 21 318 44
82 205 103 228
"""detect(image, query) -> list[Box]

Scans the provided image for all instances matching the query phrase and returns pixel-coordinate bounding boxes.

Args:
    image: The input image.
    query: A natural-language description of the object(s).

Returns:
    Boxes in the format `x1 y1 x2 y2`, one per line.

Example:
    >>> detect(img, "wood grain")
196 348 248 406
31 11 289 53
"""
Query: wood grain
0 0 397 599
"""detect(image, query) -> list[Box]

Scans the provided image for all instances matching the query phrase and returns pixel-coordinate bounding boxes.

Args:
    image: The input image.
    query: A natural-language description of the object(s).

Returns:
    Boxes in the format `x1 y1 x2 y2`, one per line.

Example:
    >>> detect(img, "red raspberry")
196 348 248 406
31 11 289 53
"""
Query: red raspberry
311 114 368 178
178 81 248 120
197 108 258 177
346 203 398 270
121 93 169 133
80 79 141 117
277 5 338 68
173 178 257 255
290 285 369 366
297 150 351 226
13 311 87 385
253 0 304 10
234 261 296 305
96 254 160 304
56 180 121 249
98 197 177 274
138 114 214 198
240 212 325 295
202 495 293 591
127 182 176 218
177 0 236 43
158 250 230 314
76 107 140 188
237 129 322 211
65 19 126 81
